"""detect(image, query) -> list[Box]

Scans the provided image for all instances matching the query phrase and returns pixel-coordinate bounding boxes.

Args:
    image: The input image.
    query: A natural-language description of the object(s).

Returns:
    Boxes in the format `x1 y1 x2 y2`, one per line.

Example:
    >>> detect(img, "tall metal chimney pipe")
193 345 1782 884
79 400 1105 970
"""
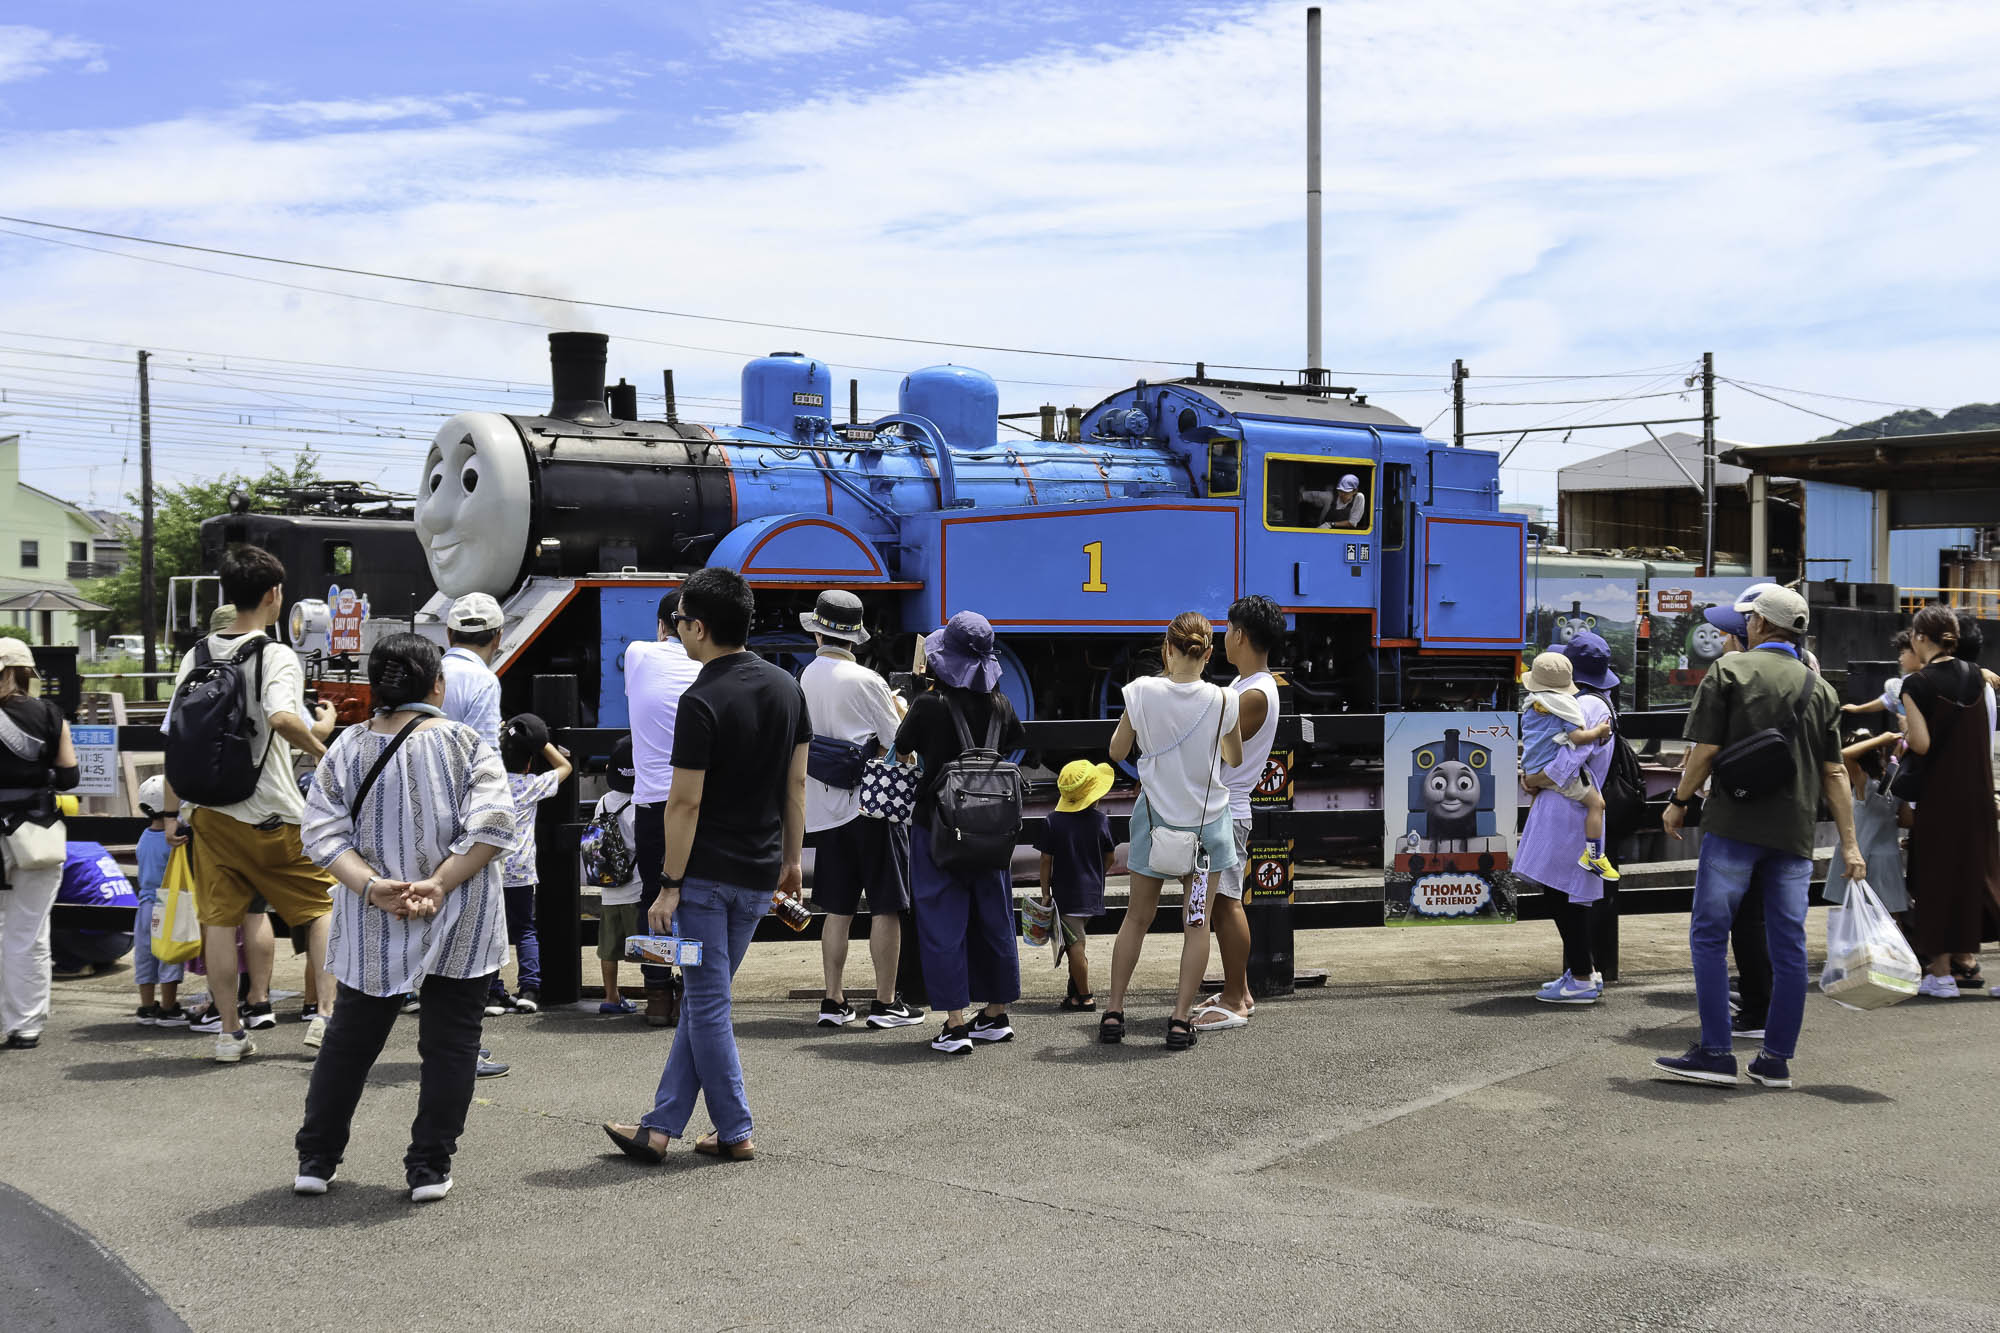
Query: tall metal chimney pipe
1306 6 1323 381
548 331 613 425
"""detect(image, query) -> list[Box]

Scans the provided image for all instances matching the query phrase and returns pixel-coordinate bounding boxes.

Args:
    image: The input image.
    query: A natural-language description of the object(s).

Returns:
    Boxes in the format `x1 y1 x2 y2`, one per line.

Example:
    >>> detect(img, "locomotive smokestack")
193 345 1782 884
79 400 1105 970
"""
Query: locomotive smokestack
549 331 613 425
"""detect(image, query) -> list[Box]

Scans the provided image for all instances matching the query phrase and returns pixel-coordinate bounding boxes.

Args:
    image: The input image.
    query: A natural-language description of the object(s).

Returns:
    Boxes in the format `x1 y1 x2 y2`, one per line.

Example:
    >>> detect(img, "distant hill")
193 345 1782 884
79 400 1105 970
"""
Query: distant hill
1817 402 2000 441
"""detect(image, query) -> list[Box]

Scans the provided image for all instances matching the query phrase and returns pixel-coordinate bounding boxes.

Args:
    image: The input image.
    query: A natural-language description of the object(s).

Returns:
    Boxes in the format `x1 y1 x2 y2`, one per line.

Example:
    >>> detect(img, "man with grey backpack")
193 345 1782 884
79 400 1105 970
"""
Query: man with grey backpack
1655 585 1866 1090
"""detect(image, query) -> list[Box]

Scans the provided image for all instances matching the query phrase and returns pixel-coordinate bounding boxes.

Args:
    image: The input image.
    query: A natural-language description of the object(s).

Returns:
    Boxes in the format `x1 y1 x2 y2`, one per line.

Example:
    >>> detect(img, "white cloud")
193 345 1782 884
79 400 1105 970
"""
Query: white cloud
251 96 491 126
711 1 907 61
532 54 670 96
2 0 1999 510
0 24 104 84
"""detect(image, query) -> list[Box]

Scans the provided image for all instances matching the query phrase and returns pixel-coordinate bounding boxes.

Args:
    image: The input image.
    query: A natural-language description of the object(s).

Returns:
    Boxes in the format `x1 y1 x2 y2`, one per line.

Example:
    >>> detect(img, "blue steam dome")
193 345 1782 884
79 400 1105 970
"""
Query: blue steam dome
900 364 998 451
741 352 832 436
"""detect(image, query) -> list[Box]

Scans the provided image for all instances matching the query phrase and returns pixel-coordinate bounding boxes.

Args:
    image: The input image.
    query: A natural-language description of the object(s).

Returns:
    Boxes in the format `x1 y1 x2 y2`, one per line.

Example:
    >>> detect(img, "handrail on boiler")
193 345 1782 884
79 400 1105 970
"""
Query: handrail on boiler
866 413 963 508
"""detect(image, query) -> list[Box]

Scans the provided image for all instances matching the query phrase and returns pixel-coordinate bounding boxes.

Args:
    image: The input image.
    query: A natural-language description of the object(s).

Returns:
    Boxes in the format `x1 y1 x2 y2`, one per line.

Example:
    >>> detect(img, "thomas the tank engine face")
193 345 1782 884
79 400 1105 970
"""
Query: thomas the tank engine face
415 413 532 599
1425 759 1480 823
1687 620 1729 666
1552 612 1595 644
1405 729 1494 843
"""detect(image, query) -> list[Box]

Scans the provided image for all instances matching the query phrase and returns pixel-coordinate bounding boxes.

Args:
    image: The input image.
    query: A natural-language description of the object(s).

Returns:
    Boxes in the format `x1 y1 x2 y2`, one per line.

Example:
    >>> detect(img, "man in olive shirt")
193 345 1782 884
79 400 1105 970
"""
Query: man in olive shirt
1655 585 1866 1089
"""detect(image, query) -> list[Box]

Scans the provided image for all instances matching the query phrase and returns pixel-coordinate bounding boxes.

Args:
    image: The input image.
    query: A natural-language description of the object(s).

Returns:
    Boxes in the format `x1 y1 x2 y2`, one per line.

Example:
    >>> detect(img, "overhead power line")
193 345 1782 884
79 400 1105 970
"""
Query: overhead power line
0 213 1315 375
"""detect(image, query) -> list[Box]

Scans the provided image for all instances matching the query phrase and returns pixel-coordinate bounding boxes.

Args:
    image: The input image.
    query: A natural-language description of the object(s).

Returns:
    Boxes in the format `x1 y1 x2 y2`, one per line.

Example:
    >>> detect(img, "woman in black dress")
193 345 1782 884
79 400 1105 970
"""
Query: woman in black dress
1901 604 2000 998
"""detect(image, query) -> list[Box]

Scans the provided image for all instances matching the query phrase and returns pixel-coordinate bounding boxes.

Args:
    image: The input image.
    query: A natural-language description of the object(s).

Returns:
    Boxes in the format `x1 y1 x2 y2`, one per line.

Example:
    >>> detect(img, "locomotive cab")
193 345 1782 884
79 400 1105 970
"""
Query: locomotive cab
1078 373 1524 709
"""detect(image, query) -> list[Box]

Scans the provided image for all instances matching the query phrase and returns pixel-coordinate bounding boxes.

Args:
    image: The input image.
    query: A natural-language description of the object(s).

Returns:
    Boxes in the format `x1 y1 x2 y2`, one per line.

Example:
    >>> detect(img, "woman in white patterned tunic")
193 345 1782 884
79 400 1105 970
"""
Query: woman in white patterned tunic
293 633 517 1204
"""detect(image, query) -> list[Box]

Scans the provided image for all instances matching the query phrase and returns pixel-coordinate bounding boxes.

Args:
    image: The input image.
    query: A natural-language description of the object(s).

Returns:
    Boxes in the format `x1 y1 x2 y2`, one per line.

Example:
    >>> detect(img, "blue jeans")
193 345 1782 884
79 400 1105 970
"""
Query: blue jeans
1690 832 1810 1059
638 877 766 1144
490 880 540 996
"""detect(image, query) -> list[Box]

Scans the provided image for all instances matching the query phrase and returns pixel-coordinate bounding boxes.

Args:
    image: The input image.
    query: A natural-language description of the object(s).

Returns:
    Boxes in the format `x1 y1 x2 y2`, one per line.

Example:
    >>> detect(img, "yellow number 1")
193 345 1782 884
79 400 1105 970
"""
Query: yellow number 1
1082 540 1108 593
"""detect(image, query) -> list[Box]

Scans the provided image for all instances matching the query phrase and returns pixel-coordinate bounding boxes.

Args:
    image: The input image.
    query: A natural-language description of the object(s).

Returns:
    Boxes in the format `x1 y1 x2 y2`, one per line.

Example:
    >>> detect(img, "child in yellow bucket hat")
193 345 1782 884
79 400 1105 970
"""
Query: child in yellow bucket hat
1031 761 1117 1010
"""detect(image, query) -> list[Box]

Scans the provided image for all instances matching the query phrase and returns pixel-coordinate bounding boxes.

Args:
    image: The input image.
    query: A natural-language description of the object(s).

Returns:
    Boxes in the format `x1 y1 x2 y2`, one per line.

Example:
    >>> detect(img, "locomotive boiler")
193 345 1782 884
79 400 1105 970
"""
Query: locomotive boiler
402 332 1526 730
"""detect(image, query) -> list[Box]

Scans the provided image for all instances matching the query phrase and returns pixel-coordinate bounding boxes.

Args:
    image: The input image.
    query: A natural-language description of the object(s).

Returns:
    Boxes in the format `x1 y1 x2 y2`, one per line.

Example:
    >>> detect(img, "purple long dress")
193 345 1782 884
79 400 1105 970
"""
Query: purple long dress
1514 693 1614 905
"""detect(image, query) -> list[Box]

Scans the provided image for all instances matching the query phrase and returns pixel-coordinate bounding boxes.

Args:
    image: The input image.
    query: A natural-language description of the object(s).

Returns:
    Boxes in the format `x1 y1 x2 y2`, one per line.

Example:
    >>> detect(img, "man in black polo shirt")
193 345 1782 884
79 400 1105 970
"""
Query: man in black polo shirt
603 567 810 1163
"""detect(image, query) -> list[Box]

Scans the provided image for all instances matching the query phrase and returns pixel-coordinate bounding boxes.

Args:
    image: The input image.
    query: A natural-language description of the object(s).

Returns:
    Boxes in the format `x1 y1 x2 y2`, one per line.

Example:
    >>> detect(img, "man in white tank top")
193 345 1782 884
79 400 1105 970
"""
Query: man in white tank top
1195 595 1284 1031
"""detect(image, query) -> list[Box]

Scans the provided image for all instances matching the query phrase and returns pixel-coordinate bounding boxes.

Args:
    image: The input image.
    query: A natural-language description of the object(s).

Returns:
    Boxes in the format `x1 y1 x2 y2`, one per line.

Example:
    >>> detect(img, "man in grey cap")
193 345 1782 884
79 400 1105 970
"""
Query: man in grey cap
441 592 505 753
1655 584 1865 1091
798 590 922 1030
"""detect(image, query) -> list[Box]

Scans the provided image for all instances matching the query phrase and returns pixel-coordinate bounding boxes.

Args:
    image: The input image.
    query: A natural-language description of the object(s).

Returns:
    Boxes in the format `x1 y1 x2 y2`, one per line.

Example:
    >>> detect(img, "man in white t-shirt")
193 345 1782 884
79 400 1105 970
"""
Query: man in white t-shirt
798 591 921 1030
161 545 339 1061
440 592 505 753
624 589 703 1026
1195 595 1285 1032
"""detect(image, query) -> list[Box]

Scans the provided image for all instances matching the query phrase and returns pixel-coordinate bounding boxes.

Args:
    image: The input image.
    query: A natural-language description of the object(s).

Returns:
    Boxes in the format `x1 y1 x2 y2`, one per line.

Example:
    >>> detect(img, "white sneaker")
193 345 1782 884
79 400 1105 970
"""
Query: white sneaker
409 1174 453 1203
293 1171 332 1195
303 1015 327 1049
1918 974 1962 999
213 1030 256 1063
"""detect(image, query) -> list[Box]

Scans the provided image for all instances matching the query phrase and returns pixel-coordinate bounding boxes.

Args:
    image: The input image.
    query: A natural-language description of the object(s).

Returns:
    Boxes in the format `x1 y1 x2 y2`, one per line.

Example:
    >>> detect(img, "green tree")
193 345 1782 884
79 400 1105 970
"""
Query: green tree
84 451 322 636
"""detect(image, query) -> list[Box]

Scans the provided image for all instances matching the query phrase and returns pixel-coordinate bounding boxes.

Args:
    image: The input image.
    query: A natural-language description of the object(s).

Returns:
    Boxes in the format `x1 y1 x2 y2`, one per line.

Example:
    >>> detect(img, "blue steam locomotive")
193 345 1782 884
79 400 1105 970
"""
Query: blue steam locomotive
359 332 1525 726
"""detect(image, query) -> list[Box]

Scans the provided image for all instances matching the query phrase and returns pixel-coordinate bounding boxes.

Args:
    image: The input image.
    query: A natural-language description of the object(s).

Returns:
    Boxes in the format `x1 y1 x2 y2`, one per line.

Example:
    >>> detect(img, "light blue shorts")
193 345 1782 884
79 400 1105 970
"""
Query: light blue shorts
1127 794 1239 881
132 898 184 986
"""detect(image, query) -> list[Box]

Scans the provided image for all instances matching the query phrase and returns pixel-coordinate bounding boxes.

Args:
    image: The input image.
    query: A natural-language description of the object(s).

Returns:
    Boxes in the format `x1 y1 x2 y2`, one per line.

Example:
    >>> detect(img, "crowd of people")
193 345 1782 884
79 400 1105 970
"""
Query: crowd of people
2 541 1998 1197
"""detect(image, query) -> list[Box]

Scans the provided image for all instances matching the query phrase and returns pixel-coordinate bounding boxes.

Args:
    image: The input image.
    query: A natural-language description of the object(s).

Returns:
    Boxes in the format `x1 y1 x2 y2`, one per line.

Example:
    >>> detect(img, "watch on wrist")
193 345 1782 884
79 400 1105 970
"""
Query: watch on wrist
1668 794 1692 809
661 872 684 890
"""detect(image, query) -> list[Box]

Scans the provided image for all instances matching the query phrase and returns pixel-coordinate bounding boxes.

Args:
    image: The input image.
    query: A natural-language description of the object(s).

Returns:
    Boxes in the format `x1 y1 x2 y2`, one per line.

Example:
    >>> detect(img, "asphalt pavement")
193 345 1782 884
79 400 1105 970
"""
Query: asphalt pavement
4 917 1997 1331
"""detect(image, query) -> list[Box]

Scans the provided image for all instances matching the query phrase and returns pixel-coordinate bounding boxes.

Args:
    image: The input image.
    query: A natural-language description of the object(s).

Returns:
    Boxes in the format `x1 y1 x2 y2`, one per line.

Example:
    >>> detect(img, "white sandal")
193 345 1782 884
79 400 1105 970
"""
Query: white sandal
1191 1004 1249 1031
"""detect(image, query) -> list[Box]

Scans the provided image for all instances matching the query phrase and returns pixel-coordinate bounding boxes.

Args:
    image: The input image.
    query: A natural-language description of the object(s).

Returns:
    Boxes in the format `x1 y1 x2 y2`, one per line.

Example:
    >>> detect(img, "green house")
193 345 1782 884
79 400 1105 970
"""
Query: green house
1 433 113 646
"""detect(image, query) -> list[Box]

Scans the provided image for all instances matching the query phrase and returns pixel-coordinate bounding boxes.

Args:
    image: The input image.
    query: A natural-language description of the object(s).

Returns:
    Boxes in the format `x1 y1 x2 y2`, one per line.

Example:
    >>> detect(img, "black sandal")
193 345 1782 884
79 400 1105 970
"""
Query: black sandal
1953 963 1985 987
1098 1011 1124 1044
1061 981 1096 1012
1165 1017 1197 1051
603 1123 667 1164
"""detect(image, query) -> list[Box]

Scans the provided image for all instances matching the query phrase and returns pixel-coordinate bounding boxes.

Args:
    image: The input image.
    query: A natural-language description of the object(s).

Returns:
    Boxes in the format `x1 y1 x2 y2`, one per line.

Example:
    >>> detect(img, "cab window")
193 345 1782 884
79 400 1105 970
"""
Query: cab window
1207 439 1241 498
1264 456 1374 534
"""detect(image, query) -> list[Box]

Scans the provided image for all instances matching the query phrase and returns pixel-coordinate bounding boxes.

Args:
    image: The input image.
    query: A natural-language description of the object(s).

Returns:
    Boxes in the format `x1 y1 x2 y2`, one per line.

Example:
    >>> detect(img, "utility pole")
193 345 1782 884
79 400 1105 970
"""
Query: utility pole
1700 351 1716 573
1451 358 1467 448
1304 5 1322 383
138 350 158 701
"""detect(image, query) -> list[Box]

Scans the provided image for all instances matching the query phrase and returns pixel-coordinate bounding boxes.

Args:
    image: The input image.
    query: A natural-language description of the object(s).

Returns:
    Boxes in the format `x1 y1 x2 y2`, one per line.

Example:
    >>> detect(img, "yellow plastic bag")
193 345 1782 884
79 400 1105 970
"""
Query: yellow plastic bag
151 846 203 965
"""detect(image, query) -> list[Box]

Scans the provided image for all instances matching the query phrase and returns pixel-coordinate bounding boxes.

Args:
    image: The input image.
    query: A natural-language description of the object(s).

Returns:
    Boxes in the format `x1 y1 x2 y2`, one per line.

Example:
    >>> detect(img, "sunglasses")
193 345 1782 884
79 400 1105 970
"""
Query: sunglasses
670 612 698 628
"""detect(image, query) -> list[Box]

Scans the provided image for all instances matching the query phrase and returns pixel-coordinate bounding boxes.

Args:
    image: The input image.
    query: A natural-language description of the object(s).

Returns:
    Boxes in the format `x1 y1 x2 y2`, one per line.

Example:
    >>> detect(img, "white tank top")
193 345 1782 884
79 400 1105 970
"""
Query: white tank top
1223 671 1280 821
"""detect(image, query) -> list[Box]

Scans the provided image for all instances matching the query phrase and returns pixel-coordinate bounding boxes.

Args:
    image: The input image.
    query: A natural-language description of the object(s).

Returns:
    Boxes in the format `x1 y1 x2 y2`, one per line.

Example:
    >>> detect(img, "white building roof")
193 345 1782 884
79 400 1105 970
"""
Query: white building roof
1556 431 1771 495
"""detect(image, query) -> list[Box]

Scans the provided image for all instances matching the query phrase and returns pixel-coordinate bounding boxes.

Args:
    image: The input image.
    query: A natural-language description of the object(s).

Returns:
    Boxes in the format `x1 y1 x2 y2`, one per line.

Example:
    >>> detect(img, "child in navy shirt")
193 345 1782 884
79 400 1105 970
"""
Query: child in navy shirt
1033 762 1116 1011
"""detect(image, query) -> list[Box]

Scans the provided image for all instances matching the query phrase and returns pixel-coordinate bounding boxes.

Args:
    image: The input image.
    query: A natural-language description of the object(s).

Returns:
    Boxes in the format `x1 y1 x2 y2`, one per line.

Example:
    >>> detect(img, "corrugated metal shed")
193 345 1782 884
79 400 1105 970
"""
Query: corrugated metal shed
1556 432 1759 495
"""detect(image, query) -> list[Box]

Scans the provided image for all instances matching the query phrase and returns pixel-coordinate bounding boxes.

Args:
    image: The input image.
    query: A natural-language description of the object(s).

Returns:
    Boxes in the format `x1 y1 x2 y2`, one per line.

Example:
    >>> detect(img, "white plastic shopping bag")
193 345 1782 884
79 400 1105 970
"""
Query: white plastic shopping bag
1820 878 1921 1010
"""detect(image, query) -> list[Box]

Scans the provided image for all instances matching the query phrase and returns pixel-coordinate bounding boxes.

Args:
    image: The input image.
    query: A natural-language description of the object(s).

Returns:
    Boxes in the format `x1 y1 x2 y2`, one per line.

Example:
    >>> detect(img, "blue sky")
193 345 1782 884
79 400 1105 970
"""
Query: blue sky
2 1 1998 513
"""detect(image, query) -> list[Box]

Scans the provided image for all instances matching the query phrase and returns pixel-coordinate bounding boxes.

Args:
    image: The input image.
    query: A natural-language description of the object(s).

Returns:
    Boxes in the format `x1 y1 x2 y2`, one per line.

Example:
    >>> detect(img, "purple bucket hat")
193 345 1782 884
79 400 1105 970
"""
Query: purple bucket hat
923 610 1003 692
1558 630 1621 692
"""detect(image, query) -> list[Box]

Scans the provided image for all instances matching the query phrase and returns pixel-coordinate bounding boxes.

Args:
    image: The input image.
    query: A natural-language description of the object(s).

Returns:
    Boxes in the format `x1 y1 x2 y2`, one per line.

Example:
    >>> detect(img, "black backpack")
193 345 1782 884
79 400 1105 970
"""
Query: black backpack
581 794 638 887
927 694 1023 873
1598 704 1648 844
164 636 273 807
